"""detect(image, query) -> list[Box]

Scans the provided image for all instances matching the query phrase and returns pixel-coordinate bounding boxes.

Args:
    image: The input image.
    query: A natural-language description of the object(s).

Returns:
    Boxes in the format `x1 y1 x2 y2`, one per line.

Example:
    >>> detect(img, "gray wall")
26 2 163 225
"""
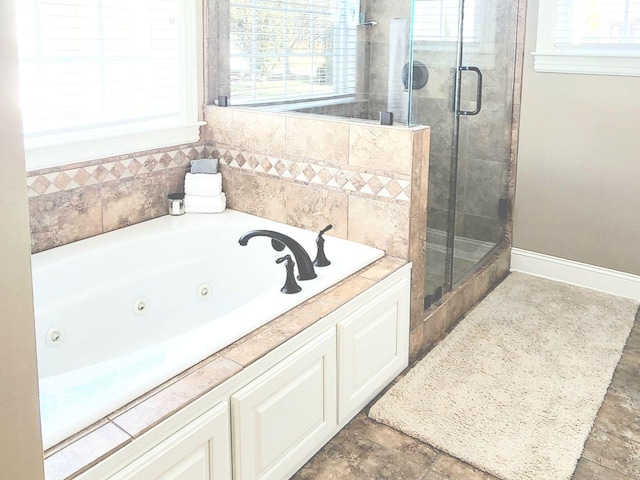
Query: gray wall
0 0 45 477
513 0 640 275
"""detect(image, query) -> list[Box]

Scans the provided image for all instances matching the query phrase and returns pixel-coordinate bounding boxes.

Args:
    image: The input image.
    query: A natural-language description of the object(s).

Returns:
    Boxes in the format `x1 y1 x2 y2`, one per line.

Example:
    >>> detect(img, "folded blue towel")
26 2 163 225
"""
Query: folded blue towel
190 158 219 174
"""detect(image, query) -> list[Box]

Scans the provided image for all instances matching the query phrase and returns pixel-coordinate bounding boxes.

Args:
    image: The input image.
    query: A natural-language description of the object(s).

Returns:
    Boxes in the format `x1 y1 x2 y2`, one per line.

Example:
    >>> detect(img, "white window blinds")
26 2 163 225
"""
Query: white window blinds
555 0 640 48
413 0 480 43
15 0 202 168
534 0 640 75
228 0 357 105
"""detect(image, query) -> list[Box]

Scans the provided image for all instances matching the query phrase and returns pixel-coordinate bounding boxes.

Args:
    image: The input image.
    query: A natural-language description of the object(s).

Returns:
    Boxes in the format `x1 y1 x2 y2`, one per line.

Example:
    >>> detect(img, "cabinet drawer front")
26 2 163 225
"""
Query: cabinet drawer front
109 401 231 480
232 329 337 480
338 281 409 422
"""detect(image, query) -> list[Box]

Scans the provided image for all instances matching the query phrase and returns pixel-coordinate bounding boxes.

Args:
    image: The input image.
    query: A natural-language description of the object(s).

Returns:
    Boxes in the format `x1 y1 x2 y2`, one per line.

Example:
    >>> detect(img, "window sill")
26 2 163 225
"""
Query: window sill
532 52 640 77
25 122 205 171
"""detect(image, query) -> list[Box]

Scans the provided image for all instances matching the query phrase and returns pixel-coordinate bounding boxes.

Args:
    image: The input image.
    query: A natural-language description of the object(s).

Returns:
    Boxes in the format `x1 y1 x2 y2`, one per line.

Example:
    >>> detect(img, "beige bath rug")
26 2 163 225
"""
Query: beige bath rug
369 273 639 480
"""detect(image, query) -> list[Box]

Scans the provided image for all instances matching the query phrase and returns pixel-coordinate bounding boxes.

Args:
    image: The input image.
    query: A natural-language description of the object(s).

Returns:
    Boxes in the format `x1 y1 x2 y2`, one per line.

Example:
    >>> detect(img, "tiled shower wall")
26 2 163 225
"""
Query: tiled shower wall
201 105 431 358
26 144 208 253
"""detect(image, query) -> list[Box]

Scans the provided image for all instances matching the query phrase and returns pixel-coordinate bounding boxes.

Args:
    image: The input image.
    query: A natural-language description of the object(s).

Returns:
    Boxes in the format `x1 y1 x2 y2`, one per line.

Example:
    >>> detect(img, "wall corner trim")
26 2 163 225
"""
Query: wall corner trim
510 248 640 300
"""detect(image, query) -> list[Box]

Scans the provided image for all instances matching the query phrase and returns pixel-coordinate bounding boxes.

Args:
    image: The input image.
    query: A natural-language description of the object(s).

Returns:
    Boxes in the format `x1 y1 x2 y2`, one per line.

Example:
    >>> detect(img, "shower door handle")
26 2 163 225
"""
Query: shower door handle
456 66 483 116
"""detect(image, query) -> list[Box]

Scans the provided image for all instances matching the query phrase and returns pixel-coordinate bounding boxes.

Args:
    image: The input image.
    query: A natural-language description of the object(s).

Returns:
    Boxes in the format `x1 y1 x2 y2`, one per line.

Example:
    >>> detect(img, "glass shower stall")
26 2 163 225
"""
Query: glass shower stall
347 0 518 307
407 0 517 307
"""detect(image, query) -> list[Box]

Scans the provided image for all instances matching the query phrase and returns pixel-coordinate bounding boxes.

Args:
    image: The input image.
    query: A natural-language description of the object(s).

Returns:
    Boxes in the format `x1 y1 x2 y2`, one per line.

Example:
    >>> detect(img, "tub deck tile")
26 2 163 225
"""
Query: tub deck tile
44 419 111 460
111 356 242 438
44 422 131 480
318 276 376 309
360 256 407 282
221 320 296 367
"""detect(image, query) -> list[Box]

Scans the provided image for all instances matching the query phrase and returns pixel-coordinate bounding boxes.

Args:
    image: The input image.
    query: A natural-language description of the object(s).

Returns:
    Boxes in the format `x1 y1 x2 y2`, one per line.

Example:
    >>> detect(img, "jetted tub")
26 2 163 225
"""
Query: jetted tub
31 210 384 449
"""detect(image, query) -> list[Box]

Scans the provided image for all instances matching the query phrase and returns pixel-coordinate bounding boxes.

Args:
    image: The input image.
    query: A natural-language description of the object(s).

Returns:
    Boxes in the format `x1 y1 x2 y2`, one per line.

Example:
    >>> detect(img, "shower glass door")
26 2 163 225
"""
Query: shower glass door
409 0 515 307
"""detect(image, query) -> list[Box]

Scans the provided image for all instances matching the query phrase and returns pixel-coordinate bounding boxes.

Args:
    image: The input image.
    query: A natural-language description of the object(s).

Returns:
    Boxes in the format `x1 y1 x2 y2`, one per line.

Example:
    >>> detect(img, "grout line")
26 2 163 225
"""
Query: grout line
575 458 639 480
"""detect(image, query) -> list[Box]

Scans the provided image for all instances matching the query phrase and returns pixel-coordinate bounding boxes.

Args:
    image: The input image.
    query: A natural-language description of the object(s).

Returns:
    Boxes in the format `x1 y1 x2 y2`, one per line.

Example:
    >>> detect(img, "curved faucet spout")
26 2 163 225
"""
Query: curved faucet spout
238 230 317 281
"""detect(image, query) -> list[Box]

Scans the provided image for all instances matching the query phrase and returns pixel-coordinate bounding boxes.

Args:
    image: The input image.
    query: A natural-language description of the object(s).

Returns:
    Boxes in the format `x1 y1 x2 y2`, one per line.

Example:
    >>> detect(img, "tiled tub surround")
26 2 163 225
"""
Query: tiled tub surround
42 255 408 480
201 105 430 360
26 143 210 253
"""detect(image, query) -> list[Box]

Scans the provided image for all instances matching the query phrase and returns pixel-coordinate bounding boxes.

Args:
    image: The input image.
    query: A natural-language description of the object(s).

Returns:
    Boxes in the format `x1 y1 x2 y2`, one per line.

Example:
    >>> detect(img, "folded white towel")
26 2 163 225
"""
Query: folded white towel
184 172 222 196
184 193 226 214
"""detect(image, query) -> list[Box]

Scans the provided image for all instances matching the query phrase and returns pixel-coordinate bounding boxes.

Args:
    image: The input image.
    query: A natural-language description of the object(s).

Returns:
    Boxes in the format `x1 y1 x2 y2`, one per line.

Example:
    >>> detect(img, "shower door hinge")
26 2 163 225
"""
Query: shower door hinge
498 197 509 221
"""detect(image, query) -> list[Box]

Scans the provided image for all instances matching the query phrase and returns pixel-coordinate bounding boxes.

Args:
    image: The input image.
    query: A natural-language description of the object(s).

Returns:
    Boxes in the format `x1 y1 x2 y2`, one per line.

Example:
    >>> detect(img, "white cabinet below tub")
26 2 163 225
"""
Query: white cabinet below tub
108 401 231 480
231 328 337 480
74 264 411 480
230 267 410 480
337 278 410 423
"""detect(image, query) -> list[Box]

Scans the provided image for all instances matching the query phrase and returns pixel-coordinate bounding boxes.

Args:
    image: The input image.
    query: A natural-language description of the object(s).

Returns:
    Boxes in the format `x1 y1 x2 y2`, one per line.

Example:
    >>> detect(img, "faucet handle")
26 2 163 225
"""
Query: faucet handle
320 224 333 235
313 225 332 267
276 255 302 294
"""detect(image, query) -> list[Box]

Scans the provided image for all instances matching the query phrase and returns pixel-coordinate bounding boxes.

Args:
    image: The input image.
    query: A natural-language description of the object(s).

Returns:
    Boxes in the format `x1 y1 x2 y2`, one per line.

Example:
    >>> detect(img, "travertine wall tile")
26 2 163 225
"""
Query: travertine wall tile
286 116 350 165
102 173 168 233
421 300 450 356
29 186 103 253
347 195 410 258
284 183 349 239
232 109 286 156
409 321 425 363
166 166 190 195
202 106 233 146
27 144 208 253
410 128 430 217
221 166 287 223
349 123 413 175
214 146 411 204
409 211 427 331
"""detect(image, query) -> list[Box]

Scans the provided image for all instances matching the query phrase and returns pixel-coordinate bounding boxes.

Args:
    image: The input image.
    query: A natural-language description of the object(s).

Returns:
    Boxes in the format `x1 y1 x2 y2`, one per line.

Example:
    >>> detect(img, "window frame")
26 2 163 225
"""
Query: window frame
19 0 205 171
533 0 640 76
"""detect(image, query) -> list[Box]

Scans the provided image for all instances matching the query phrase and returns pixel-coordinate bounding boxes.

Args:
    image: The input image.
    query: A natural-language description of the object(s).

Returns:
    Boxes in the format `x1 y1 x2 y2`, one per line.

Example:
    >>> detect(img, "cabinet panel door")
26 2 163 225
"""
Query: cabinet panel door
338 282 409 423
232 329 337 480
109 401 231 480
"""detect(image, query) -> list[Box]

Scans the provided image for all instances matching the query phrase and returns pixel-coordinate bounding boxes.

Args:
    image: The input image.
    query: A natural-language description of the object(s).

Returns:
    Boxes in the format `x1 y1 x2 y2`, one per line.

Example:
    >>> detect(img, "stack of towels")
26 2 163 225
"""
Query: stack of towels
184 158 226 213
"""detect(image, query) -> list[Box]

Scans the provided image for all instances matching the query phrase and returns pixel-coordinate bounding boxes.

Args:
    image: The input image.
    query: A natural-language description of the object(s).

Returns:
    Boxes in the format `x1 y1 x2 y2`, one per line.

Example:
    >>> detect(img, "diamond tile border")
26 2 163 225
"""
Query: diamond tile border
216 148 411 205
26 145 209 197
26 143 412 205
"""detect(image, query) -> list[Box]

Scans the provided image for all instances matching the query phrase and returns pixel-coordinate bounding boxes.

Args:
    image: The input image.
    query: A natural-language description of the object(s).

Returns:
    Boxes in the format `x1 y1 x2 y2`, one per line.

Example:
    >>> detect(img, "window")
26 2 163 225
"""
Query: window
228 0 358 105
15 0 203 170
533 0 640 75
411 0 498 67
413 0 480 44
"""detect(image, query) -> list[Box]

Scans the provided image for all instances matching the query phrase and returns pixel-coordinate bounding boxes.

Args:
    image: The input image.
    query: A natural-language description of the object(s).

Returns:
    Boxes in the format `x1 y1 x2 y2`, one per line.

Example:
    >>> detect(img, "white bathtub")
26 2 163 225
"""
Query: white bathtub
31 210 384 450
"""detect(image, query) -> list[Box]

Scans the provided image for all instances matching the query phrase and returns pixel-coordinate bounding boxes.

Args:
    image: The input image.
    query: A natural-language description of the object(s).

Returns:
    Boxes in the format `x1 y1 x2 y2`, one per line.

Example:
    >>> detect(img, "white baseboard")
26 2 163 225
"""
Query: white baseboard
511 248 640 300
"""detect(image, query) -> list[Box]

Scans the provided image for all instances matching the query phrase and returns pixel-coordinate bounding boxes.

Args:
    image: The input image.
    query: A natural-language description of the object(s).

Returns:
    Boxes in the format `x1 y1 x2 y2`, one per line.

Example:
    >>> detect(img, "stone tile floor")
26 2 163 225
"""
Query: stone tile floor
293 311 640 480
